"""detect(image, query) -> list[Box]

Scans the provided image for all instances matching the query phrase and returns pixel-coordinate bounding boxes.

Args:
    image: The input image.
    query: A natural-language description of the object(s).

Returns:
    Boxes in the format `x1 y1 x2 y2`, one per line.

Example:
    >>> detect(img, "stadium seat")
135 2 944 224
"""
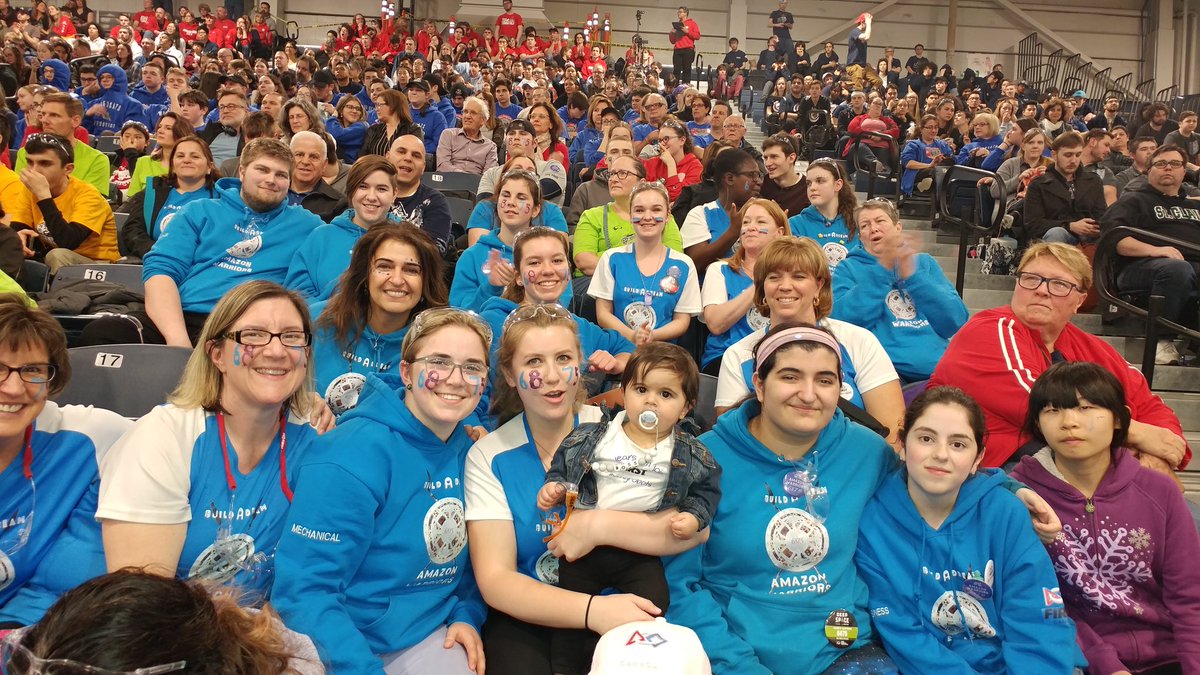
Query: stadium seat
422 172 482 202
694 373 718 432
51 263 145 295
445 196 474 242
54 344 191 418
19 260 49 295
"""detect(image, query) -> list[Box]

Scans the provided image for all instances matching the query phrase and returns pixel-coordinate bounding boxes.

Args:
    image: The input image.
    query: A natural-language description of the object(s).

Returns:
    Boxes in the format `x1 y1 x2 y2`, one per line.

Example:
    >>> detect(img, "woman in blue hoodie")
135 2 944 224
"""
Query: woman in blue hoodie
856 386 1082 674
312 222 447 416
452 169 572 311
832 199 967 383
273 308 491 674
286 156 404 302
666 323 1058 675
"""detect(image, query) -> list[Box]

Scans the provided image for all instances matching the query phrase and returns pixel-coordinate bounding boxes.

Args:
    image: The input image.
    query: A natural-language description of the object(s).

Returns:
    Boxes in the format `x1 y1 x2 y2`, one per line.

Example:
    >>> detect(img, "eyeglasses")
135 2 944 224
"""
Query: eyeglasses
608 168 641 180
411 356 488 380
737 169 765 181
1015 271 1082 297
502 302 573 330
1150 159 1185 169
221 329 312 348
643 102 665 109
1 631 186 674
0 363 56 385
217 103 246 111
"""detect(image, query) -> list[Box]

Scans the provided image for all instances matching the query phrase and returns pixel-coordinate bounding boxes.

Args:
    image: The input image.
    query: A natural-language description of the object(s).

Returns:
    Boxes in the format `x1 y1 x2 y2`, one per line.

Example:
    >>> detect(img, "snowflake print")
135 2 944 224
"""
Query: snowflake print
1128 527 1151 550
1050 523 1153 613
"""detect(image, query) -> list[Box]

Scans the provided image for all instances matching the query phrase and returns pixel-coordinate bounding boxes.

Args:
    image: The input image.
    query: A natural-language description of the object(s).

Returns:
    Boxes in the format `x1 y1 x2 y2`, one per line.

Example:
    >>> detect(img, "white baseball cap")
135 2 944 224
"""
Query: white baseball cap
589 618 712 675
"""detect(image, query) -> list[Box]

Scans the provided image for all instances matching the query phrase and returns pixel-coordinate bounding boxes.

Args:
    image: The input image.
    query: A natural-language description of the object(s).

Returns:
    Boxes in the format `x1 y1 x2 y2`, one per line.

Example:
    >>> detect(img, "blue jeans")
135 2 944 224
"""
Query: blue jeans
1116 257 1199 328
1041 227 1096 245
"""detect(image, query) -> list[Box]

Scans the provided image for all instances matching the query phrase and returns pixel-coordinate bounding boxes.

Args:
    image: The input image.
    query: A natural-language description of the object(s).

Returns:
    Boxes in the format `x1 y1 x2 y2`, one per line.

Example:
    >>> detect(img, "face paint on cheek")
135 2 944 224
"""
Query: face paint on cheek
526 269 538 283
232 345 242 367
424 369 441 390
562 365 578 384
466 375 484 396
527 369 543 389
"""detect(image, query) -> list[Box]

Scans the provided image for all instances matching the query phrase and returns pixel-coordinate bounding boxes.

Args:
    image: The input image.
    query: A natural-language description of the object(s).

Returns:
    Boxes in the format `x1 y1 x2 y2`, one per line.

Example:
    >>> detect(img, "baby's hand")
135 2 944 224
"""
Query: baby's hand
669 512 701 539
537 482 566 510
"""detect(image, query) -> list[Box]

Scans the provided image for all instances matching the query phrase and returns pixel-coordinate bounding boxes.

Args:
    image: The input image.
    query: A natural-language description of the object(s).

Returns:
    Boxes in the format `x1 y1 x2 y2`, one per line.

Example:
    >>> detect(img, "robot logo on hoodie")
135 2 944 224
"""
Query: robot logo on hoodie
423 497 467 565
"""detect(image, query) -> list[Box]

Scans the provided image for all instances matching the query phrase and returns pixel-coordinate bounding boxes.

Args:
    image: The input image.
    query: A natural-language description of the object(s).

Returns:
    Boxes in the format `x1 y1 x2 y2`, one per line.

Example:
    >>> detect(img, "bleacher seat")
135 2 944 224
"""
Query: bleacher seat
54 344 191 418
95 135 120 156
422 172 482 202
51 263 145 295
19 260 49 295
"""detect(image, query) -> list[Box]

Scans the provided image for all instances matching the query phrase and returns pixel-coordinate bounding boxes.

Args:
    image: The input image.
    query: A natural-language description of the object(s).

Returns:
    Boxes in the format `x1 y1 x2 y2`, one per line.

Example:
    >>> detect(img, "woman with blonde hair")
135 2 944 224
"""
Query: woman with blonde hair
273 308 490 673
98 281 323 602
465 304 683 673
699 198 788 375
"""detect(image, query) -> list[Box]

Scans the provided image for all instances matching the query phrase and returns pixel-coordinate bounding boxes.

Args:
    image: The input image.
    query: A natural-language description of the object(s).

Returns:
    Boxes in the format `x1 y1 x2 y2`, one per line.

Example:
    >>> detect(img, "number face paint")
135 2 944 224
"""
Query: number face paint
527 269 538 283
527 369 543 389
232 345 242 367
562 365 578 384
424 369 441 390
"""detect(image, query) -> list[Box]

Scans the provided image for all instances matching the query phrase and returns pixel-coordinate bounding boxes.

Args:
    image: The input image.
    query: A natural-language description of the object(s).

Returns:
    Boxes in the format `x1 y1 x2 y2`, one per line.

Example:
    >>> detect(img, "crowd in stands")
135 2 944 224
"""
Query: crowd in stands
0 1 1199 673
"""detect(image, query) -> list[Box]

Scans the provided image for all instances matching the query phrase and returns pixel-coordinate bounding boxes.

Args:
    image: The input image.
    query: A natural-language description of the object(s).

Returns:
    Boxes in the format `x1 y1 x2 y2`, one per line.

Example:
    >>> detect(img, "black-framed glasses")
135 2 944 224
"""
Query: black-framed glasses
1 631 186 674
608 168 641 180
0 363 55 385
737 169 766 181
1150 159 1185 169
1015 272 1082 297
222 329 312 348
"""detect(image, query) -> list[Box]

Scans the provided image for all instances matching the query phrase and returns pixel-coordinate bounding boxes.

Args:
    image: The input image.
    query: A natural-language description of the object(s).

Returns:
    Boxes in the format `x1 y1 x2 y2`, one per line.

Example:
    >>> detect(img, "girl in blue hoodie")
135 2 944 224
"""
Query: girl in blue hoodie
287 157 405 302
787 159 860 270
666 323 1057 675
856 386 1083 674
452 169 572 311
273 308 491 674
312 222 447 416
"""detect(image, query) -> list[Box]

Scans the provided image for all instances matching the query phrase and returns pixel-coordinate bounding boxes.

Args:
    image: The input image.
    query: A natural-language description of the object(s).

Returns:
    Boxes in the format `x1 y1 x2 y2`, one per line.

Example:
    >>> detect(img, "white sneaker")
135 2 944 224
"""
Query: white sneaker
916 177 933 192
1155 340 1181 365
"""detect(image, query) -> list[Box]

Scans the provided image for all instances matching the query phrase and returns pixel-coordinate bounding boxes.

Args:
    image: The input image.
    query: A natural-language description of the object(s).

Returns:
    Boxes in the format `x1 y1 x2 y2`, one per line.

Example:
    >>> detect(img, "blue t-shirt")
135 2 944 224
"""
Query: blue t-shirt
589 245 702 332
494 102 523 124
687 120 714 149
700 261 768 368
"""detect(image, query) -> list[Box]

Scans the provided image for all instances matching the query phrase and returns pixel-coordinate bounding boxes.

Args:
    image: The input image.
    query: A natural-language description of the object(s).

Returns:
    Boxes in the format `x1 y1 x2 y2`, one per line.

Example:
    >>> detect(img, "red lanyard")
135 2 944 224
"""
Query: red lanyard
18 425 32 481
216 411 293 503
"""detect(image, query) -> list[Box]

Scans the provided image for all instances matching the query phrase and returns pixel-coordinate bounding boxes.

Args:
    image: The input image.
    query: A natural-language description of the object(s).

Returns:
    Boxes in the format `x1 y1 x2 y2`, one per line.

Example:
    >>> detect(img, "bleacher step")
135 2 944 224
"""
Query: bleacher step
1159 393 1200 429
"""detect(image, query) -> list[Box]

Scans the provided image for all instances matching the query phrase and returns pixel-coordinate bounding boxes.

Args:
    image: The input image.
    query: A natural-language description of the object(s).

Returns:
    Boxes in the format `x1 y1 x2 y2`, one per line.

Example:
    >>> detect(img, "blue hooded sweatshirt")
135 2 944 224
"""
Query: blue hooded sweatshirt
84 64 150 137
450 231 573 310
131 81 170 107
271 375 486 673
38 59 71 91
0 403 130 626
143 177 324 314
831 246 968 382
855 469 1083 674
310 299 410 417
788 205 859 269
411 104 448 155
569 124 603 165
664 400 896 675
285 210 372 301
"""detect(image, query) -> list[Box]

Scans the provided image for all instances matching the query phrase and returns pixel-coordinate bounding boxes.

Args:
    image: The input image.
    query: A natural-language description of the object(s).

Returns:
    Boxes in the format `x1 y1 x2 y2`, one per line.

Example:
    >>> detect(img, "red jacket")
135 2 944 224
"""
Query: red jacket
843 113 899 157
930 305 1190 467
133 10 158 34
642 153 702 202
669 18 699 50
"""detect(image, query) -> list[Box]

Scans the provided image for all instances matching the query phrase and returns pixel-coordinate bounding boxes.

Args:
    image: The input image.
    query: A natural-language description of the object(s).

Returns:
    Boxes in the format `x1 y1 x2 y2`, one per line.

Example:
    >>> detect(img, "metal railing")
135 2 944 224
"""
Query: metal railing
935 165 1007 296
1093 226 1200 385
1011 32 1141 102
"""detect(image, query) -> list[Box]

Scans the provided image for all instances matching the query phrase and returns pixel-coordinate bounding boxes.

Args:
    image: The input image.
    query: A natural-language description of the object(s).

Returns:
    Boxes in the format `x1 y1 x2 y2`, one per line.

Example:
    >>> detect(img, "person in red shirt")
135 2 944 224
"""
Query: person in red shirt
177 8 198 43
642 116 702 201
212 6 235 37
415 18 437 54
48 4 75 37
495 0 522 42
516 33 543 62
929 242 1190 474
132 0 157 34
334 24 354 51
251 11 272 45
580 44 607 79
668 6 700 81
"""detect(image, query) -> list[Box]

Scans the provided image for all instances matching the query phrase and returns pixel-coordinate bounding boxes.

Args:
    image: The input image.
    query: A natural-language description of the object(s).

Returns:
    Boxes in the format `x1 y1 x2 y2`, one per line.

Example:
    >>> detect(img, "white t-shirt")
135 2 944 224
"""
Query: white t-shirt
679 201 720 249
714 318 899 408
590 411 672 513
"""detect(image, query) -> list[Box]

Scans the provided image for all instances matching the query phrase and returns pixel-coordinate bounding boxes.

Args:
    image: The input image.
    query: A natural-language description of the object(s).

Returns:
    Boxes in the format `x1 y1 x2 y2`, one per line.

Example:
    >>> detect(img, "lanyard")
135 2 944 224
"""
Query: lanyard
216 412 293 503
19 425 32 481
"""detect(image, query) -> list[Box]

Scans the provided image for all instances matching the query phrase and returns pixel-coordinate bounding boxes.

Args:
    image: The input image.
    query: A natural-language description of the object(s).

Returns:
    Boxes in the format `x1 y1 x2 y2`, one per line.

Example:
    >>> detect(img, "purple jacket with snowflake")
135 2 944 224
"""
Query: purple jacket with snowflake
1010 448 1200 675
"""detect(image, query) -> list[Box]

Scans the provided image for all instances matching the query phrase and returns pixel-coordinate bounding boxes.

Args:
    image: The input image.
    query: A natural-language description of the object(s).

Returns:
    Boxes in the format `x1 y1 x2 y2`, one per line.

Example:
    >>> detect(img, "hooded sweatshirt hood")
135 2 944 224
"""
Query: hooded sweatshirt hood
450 230 573 310
40 59 71 91
85 64 149 136
787 205 857 268
283 209 388 301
